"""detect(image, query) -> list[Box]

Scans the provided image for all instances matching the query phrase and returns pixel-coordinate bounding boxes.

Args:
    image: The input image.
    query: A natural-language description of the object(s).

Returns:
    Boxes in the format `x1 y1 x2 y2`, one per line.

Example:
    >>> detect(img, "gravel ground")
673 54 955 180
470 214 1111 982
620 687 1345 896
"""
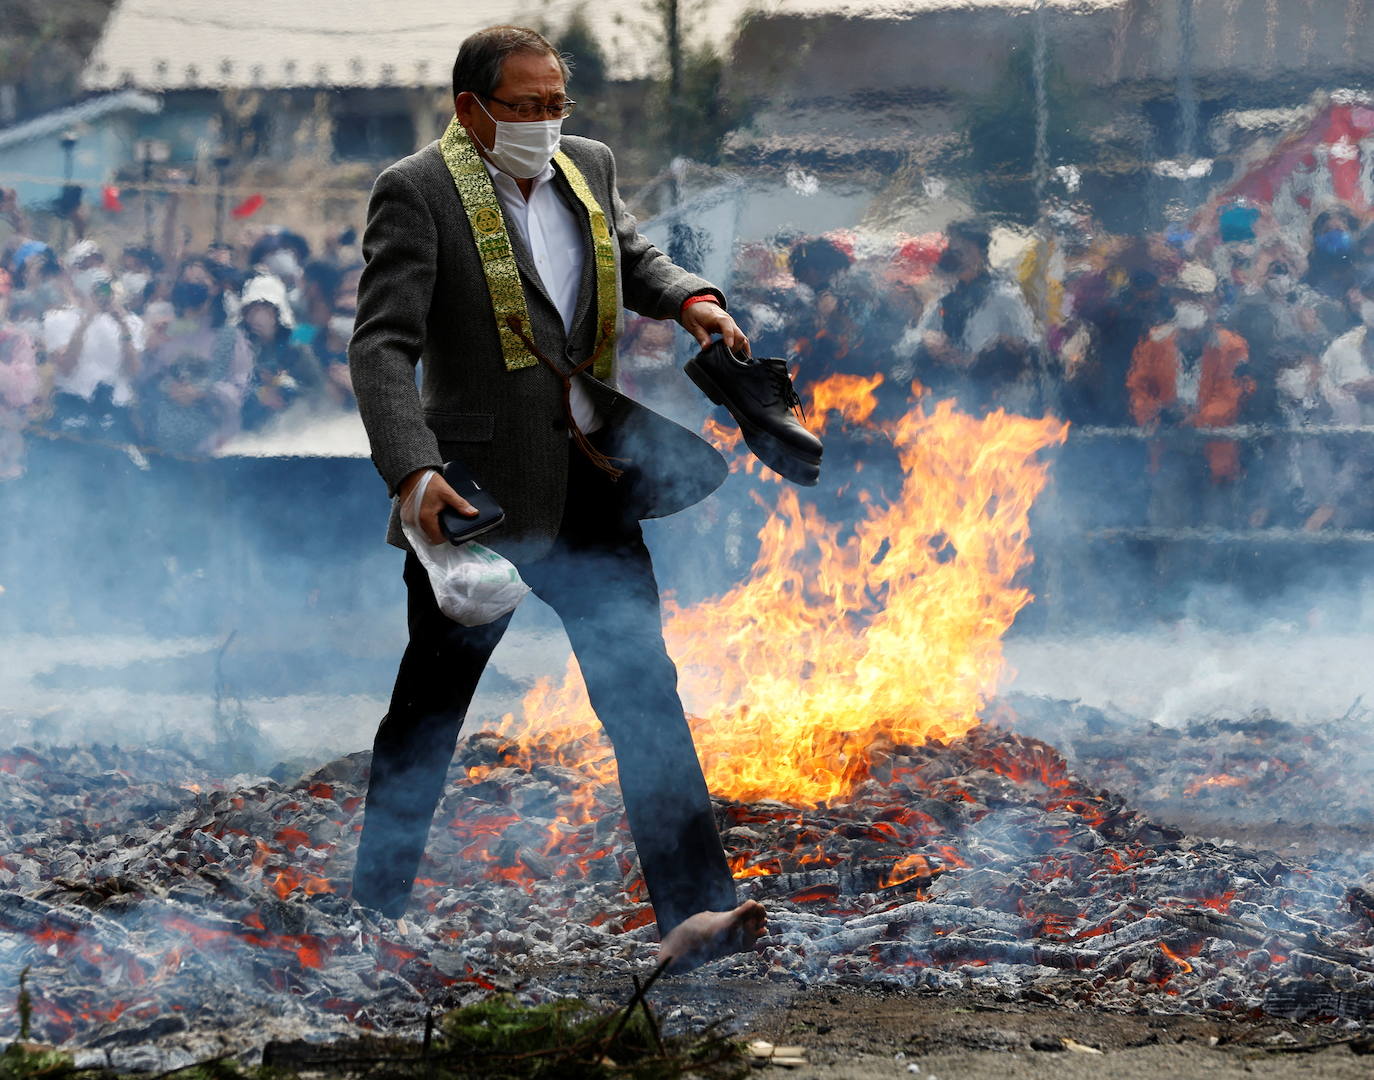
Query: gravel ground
535 976 1374 1080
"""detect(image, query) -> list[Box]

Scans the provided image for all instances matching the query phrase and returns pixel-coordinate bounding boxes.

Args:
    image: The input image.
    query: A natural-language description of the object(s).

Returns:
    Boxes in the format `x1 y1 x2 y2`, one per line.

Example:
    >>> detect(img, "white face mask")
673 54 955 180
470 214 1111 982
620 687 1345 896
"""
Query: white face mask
1174 301 1207 331
473 98 562 179
1276 365 1310 400
263 250 301 284
1360 299 1374 327
71 268 99 298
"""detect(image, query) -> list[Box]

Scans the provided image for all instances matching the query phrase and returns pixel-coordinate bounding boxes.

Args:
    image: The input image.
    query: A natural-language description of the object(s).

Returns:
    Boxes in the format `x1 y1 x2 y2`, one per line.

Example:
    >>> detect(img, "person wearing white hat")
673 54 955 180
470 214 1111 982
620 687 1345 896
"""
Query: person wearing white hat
238 274 325 430
65 240 106 302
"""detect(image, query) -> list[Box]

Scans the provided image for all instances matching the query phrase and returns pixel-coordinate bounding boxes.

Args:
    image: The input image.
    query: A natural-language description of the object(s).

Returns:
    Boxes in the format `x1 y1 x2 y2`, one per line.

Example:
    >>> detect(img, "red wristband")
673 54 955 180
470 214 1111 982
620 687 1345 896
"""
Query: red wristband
680 293 719 316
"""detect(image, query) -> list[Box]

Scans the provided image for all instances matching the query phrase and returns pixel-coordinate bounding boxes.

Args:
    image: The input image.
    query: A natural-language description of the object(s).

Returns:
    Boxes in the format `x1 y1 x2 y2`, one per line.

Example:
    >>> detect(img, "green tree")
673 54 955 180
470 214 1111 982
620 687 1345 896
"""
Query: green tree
558 6 608 95
965 26 1099 224
0 0 118 122
655 0 740 165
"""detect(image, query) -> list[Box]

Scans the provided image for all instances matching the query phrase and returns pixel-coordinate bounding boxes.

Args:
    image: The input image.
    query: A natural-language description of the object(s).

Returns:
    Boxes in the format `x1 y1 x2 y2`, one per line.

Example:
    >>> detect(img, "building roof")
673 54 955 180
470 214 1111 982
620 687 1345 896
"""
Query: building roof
0 90 162 152
82 0 747 90
82 0 1121 92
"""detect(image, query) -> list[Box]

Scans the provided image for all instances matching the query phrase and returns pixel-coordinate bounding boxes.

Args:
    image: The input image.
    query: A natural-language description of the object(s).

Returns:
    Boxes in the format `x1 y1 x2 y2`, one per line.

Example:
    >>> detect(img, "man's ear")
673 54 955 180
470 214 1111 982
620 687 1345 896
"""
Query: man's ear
454 92 477 127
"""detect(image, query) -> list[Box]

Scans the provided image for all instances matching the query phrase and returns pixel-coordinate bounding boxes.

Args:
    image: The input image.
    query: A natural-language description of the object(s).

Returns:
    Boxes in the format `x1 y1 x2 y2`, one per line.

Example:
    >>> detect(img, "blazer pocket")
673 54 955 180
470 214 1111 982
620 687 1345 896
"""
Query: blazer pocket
425 411 495 442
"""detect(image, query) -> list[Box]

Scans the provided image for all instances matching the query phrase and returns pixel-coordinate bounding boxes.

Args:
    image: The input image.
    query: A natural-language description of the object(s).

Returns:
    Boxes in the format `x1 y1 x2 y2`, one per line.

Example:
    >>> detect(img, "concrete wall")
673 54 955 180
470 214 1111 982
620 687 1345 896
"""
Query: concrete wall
0 117 141 207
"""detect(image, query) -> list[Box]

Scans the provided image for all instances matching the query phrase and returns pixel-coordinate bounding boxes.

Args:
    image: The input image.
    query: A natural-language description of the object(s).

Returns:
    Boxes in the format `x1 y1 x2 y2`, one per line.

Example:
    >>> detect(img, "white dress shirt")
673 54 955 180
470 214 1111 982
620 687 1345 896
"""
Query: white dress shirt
482 157 603 434
42 307 145 404
1321 324 1374 425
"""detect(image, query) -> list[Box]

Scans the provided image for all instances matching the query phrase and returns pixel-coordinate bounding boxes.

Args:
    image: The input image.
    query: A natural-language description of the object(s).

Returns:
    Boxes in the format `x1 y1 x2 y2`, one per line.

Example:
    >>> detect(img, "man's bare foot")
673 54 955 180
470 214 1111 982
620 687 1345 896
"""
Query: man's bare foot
658 900 767 971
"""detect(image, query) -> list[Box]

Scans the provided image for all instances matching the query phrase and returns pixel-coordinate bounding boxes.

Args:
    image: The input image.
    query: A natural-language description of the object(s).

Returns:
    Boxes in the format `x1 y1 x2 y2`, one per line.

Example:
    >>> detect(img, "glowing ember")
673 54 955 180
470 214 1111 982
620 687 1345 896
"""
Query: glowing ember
1183 773 1250 796
497 381 1067 806
265 866 335 899
729 855 780 878
881 853 936 888
1158 940 1195 974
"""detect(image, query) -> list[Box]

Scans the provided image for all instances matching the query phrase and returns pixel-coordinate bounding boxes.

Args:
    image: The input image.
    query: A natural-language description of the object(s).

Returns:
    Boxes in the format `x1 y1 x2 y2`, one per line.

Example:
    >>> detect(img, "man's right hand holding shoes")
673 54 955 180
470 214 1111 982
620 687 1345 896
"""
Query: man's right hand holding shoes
685 339 824 486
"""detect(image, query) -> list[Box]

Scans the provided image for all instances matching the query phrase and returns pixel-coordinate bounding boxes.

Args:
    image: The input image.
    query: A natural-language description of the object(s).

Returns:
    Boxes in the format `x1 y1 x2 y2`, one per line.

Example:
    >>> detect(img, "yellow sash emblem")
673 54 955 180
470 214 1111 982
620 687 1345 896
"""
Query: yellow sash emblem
473 205 502 235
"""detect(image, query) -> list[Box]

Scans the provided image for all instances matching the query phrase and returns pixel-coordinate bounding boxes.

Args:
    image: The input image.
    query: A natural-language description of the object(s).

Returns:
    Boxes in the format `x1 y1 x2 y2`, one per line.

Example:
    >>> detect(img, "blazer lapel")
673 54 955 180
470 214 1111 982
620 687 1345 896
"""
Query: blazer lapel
552 161 598 345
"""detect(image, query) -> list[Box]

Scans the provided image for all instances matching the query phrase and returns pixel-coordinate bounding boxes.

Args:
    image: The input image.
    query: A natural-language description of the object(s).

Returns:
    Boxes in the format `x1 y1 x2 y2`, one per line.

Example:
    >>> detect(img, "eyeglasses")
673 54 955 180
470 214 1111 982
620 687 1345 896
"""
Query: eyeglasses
482 94 576 121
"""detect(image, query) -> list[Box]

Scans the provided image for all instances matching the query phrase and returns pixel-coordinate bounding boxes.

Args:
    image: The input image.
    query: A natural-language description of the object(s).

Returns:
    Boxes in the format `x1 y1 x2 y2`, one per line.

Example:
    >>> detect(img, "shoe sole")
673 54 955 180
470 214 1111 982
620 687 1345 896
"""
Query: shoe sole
747 427 821 486
685 357 824 477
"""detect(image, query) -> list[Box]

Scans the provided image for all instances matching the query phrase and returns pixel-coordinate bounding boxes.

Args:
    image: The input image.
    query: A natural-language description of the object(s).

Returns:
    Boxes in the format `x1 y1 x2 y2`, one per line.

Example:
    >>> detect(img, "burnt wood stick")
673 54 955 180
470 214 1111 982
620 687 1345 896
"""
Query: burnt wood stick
600 960 670 1059
631 972 665 1056
735 861 942 900
1264 980 1374 1021
847 901 1031 935
1157 908 1268 946
1159 908 1374 972
1095 941 1177 980
1347 886 1374 926
0 891 126 945
1287 950 1363 984
804 924 890 956
879 934 1100 970
146 1053 237 1080
1088 916 1177 950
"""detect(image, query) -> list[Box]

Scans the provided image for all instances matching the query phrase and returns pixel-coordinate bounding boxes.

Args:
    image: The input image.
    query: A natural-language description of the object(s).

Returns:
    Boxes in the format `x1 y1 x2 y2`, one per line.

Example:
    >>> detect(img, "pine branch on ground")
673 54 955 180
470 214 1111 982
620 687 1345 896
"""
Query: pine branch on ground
2 988 748 1080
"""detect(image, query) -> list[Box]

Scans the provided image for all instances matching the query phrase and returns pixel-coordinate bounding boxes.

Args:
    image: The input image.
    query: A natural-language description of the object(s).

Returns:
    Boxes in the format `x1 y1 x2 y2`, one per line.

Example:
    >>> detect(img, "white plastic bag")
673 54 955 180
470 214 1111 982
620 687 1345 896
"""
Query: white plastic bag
400 470 530 626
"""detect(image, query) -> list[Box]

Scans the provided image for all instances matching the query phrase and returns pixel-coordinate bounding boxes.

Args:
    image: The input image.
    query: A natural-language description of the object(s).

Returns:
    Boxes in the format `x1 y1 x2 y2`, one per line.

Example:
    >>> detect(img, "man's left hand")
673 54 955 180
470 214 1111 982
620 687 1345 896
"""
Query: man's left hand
681 301 749 354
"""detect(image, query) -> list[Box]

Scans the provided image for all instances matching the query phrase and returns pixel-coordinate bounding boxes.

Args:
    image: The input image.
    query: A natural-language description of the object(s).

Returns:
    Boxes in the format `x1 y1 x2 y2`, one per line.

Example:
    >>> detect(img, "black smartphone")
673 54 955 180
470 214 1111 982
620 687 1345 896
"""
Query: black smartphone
438 459 506 544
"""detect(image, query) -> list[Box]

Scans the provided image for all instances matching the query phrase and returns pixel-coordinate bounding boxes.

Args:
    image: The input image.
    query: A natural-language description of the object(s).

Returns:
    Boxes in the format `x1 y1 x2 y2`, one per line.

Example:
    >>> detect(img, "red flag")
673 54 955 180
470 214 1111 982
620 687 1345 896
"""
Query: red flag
102 185 124 212
231 193 265 219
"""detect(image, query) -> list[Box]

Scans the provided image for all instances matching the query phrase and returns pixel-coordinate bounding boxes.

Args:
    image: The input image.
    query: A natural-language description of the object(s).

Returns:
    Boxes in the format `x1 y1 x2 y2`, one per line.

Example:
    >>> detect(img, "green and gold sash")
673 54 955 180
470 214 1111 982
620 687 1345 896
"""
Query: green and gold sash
439 117 617 379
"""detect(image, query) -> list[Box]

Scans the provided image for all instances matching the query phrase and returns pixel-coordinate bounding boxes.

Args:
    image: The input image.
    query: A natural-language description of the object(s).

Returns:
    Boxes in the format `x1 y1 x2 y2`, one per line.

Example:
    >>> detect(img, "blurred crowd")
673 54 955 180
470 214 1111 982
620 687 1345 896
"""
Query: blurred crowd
8 179 1374 539
0 192 361 479
728 196 1374 533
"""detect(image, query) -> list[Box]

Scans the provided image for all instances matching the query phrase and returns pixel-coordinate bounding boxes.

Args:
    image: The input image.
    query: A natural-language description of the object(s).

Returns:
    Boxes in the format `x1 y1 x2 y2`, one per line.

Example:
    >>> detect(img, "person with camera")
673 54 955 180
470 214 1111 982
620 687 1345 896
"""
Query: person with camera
42 268 144 445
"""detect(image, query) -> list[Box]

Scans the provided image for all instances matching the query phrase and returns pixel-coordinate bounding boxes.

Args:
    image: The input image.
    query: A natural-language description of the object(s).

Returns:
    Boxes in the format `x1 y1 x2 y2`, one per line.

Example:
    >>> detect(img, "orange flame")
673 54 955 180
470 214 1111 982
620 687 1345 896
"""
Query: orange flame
1183 773 1249 797
729 854 781 879
265 867 335 899
881 853 935 888
807 372 884 425
700 415 745 459
497 381 1066 807
1158 940 1194 974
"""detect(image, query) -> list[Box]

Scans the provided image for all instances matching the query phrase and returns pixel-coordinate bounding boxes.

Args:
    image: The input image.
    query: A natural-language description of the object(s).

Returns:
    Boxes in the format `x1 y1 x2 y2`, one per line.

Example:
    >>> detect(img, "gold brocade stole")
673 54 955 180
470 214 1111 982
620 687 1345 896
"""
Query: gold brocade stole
438 117 618 378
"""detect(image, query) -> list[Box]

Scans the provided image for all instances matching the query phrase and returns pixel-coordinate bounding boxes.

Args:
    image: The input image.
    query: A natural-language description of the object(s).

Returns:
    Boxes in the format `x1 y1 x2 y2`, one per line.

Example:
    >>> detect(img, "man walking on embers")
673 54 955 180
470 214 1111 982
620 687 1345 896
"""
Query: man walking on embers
347 25 769 968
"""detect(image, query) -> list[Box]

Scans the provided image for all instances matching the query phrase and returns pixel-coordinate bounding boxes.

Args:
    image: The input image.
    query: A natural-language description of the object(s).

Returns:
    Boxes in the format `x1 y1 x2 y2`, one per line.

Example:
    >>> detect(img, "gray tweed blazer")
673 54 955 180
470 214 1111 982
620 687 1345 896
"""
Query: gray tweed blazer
347 133 728 561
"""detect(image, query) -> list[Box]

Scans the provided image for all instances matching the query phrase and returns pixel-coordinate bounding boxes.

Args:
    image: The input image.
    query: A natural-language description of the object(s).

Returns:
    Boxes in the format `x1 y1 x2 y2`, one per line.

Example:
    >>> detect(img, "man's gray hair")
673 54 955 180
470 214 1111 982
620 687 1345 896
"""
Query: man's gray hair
451 25 572 101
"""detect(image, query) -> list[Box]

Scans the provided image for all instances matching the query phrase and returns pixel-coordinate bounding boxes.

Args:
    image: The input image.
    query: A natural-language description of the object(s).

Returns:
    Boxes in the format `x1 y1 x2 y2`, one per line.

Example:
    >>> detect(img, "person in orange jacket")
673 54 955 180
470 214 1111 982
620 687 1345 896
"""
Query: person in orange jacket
1128 263 1255 500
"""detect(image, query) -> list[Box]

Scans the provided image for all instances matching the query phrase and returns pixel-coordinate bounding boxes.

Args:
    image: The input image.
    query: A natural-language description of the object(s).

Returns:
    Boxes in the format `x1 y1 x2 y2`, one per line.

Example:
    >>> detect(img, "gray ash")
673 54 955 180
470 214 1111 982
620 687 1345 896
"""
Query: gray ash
2 713 1373 1065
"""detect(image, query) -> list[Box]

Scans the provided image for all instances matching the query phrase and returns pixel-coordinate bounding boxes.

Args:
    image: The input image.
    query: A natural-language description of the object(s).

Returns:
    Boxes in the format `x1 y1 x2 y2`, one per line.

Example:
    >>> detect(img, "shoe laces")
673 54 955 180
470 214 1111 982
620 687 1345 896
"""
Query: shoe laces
757 354 806 421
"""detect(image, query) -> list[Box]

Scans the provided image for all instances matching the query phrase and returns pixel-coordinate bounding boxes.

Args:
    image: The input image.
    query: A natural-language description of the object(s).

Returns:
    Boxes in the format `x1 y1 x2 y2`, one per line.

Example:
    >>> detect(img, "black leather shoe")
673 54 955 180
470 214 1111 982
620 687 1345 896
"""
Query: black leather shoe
685 342 823 486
